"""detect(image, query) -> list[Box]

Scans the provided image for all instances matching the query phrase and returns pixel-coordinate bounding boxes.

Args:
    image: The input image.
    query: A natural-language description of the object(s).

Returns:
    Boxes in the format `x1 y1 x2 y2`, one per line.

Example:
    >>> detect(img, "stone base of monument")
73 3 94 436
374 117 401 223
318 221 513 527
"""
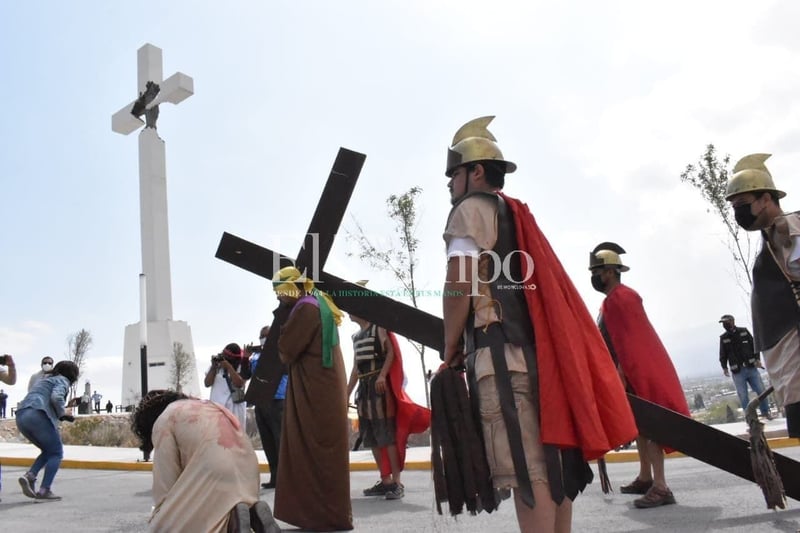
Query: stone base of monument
121 320 200 405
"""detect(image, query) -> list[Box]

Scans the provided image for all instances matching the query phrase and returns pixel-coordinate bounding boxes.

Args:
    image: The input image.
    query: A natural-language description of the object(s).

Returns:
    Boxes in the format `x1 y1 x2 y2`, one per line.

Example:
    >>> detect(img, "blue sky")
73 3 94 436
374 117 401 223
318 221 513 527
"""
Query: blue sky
2 1 799 407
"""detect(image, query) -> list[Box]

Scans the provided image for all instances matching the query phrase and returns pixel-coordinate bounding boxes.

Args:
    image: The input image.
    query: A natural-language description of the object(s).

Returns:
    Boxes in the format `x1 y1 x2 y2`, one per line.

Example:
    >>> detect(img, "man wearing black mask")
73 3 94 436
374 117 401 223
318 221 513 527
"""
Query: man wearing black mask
725 153 800 437
718 314 771 419
589 243 690 508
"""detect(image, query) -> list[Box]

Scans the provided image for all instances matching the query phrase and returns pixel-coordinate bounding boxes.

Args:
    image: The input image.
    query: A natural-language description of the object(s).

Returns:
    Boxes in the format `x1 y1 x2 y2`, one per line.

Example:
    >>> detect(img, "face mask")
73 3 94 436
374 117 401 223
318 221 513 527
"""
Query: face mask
259 336 267 346
591 273 606 293
42 363 53 371
734 202 760 230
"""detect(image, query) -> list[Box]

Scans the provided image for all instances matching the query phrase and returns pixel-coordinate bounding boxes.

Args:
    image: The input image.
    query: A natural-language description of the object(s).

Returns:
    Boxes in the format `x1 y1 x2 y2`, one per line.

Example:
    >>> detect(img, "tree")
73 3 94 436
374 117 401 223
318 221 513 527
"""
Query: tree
170 342 195 393
698 398 741 425
693 392 705 410
348 186 431 407
680 144 756 296
66 328 93 400
725 404 736 423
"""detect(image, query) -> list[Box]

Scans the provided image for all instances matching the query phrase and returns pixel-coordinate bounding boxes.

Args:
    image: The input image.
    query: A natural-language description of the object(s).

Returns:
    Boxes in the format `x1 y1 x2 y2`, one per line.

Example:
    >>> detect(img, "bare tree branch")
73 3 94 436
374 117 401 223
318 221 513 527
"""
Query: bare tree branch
680 144 756 296
66 328 92 401
170 342 195 393
347 186 431 407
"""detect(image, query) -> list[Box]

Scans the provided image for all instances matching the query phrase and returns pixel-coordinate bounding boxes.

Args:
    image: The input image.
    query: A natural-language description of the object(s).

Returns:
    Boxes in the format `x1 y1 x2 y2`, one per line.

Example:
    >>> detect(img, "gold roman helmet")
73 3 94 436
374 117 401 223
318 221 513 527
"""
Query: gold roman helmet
725 153 786 200
588 241 630 272
446 116 517 177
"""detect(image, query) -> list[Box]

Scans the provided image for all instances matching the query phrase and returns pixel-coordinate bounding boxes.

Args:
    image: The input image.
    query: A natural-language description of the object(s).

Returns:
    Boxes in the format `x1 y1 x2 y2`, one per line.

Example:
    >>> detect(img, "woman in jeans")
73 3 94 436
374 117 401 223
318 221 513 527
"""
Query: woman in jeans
15 360 78 500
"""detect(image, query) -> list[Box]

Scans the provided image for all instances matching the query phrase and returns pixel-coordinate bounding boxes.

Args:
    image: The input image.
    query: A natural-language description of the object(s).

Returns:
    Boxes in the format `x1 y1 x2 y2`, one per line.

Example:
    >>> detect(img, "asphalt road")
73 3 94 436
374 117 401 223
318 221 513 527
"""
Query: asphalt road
2 448 800 532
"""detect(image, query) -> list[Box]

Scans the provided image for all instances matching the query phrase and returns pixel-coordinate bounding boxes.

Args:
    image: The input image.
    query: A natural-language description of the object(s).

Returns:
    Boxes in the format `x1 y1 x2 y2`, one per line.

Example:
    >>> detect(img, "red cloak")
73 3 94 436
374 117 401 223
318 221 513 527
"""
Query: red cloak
378 331 431 476
601 284 690 417
500 193 638 460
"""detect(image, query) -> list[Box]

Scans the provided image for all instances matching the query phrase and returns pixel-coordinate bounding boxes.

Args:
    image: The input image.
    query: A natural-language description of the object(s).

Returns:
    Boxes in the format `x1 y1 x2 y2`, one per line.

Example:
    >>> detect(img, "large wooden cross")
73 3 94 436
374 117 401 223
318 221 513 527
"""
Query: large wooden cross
215 154 800 503
221 148 367 405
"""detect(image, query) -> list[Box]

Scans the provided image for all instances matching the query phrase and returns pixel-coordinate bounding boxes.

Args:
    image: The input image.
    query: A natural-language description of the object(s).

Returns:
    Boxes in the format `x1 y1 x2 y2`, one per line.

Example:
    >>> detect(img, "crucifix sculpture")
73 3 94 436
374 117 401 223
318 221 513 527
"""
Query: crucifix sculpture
112 43 200 406
215 151 800 505
112 43 194 321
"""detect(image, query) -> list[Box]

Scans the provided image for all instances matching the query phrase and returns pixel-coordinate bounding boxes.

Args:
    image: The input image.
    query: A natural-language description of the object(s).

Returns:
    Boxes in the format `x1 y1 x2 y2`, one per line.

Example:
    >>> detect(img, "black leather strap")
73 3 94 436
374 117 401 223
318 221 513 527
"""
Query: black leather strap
483 326 535 508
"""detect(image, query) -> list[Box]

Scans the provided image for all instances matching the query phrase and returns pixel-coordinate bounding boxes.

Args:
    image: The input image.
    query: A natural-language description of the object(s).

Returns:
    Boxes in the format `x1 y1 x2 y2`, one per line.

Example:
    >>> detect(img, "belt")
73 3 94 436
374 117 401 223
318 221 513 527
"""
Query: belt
472 322 507 350
470 321 535 508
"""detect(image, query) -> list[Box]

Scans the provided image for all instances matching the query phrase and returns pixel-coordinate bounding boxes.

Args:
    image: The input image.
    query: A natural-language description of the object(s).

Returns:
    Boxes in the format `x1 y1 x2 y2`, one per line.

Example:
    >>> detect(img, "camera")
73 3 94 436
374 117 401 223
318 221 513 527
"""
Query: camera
0 355 7 365
244 343 261 355
211 353 226 364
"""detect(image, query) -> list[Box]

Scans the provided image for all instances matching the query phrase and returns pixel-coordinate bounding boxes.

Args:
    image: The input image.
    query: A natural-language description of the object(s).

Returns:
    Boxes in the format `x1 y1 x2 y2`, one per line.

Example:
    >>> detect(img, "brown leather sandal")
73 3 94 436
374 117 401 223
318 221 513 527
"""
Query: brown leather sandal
620 477 653 494
634 486 677 508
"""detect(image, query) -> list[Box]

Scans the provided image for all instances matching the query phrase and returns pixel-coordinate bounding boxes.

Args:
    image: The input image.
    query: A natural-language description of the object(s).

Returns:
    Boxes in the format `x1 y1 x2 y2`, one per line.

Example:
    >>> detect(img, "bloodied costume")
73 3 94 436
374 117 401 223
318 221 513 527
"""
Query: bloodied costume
148 400 259 533
273 269 352 531
443 190 638 506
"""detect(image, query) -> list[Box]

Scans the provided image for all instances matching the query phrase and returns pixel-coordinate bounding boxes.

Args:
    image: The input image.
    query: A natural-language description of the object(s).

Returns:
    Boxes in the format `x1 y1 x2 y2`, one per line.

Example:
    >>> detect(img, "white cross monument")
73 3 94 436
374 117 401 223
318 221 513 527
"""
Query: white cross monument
112 43 200 405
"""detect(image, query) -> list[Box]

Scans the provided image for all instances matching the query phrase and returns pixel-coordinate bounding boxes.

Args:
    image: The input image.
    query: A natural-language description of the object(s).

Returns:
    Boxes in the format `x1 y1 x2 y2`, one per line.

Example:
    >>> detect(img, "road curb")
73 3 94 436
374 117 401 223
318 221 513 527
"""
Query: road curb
2 438 797 472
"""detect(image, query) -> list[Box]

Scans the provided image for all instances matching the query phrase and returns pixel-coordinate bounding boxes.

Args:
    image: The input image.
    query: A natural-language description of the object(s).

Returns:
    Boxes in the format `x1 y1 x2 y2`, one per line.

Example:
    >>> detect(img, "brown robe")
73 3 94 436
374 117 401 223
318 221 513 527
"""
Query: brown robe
274 300 353 531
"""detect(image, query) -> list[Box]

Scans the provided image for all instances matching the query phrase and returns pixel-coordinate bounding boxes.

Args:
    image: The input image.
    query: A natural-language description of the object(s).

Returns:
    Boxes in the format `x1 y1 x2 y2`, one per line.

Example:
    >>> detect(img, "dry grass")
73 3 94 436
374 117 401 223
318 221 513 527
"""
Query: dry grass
60 415 140 447
0 415 139 447
1 409 432 450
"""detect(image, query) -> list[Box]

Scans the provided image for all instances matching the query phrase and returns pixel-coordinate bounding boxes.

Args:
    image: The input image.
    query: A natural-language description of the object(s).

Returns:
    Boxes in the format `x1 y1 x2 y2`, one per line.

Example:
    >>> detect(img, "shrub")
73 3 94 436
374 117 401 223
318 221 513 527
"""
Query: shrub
60 415 139 447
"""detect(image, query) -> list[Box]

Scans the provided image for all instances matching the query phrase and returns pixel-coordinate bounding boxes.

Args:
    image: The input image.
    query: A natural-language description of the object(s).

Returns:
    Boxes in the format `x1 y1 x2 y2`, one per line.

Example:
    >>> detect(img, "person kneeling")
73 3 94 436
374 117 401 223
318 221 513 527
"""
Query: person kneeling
131 390 280 533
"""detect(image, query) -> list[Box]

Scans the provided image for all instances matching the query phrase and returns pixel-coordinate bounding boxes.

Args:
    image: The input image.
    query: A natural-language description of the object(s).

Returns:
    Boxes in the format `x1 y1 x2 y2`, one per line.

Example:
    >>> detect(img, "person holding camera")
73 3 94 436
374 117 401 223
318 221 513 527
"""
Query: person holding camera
0 354 15 417
0 354 17 386
204 343 252 429
15 360 79 501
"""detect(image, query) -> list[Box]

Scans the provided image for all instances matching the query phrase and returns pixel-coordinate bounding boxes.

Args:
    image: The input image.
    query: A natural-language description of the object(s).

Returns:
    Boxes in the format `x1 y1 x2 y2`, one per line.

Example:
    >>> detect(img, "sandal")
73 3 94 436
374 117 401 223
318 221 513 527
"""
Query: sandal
634 486 676 508
620 477 653 494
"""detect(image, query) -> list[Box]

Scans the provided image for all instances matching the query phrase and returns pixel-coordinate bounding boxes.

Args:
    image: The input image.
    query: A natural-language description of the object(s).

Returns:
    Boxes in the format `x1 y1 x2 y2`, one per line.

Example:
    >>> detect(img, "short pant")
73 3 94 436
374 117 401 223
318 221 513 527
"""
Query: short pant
477 370 548 488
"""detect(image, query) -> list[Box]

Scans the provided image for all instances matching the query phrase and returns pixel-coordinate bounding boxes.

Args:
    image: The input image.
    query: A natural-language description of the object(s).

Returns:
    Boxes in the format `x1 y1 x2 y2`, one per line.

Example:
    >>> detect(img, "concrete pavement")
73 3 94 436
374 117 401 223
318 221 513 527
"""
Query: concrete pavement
0 415 795 472
1 417 799 532
2 449 800 532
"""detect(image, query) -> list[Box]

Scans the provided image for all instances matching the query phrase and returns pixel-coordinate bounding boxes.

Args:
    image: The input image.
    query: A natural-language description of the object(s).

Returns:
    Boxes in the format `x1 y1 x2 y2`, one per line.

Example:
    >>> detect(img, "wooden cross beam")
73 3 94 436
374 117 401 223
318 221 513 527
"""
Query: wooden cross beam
218 147 365 405
217 238 800 502
216 234 444 351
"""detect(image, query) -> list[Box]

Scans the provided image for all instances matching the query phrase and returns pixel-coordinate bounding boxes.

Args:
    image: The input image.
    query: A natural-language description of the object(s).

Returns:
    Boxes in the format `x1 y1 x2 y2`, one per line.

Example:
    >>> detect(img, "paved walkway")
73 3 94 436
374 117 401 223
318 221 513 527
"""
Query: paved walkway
0 417 799 532
0 417 796 472
2 449 800 532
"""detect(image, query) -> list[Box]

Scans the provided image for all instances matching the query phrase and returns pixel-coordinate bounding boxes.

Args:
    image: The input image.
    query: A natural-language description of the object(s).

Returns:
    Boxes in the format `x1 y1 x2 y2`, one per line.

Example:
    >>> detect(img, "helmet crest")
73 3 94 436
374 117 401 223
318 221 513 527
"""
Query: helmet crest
725 153 785 200
446 116 517 177
589 242 630 272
